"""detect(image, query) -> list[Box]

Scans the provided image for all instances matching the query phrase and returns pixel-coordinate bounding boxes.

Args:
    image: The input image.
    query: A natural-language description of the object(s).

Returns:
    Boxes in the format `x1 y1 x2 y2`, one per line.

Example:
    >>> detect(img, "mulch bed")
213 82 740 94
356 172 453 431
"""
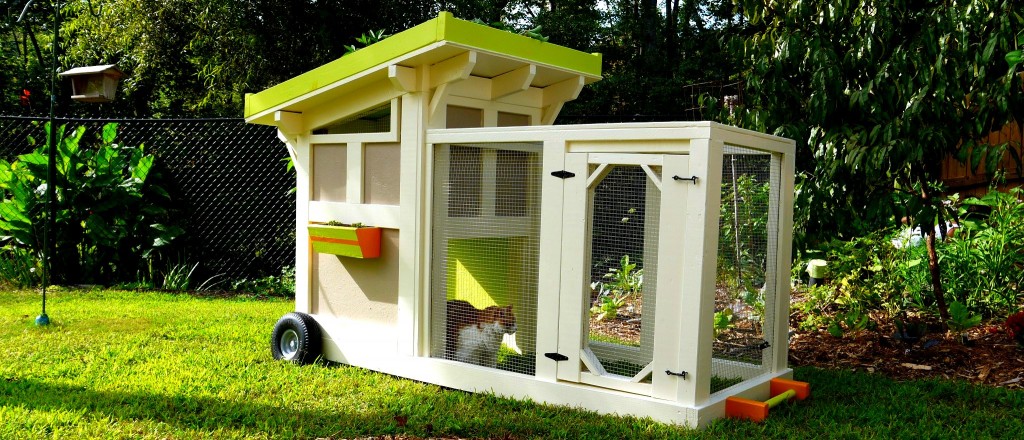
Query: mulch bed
789 321 1024 388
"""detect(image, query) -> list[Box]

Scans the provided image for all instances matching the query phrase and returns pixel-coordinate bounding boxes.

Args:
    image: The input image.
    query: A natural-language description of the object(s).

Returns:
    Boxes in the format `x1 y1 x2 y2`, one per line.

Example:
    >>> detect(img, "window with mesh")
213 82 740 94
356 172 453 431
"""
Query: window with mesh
312 102 392 134
430 142 542 376
583 165 660 382
711 146 781 394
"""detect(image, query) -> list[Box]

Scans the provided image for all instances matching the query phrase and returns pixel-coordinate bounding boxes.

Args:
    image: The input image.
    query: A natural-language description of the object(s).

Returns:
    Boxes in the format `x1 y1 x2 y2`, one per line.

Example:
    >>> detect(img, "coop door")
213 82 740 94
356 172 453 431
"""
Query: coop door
555 153 688 397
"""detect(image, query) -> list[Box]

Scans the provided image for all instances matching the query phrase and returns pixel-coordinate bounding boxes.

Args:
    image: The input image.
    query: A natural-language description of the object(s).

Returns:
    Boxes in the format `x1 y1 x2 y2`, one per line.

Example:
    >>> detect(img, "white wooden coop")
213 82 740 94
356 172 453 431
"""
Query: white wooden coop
246 13 797 427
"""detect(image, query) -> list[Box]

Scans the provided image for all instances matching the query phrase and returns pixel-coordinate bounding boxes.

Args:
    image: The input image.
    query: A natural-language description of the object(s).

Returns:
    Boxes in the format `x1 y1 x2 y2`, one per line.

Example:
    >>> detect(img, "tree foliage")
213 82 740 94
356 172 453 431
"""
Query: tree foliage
1 0 746 118
725 0 1024 320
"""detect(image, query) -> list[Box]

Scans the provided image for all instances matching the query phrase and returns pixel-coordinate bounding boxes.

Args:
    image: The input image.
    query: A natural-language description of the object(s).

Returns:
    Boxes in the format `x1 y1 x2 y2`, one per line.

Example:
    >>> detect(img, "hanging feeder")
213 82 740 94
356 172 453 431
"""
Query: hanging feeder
59 64 123 103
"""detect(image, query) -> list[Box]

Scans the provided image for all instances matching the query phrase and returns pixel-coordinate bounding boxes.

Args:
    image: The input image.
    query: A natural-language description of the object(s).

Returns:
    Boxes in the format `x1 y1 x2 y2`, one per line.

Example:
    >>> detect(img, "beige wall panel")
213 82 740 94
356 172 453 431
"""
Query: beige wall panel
313 228 400 326
313 144 347 202
446 105 483 128
497 112 530 127
364 143 402 205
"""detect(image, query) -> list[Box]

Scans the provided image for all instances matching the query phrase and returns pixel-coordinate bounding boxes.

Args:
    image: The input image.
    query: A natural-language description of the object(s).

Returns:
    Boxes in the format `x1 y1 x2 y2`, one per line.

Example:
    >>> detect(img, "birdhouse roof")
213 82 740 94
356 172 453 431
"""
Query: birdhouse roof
60 64 122 77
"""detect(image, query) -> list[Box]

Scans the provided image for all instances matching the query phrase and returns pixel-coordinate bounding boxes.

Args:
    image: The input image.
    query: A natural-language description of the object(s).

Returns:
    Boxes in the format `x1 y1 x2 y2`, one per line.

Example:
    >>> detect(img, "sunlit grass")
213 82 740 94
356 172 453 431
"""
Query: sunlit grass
1 288 1022 439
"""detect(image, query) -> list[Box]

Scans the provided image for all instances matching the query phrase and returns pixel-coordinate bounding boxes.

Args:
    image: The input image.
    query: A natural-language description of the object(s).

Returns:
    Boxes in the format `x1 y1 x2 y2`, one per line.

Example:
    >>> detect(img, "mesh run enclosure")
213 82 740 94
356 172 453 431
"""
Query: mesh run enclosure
430 142 542 375
584 165 661 382
711 146 780 393
0 116 293 283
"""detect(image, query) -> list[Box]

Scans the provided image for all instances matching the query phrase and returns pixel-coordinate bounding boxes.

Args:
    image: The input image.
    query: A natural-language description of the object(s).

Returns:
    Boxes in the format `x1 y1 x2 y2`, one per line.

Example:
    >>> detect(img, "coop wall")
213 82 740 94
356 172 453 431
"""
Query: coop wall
312 229 400 326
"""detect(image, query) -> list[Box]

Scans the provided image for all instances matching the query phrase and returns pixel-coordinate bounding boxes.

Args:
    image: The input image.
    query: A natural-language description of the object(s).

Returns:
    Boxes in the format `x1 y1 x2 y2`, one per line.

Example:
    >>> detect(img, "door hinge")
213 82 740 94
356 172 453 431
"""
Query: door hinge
551 170 576 179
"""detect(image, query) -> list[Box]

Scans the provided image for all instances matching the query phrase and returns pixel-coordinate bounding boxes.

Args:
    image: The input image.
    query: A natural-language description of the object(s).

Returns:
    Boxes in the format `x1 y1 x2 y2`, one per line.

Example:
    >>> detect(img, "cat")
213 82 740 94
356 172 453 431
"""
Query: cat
445 299 517 368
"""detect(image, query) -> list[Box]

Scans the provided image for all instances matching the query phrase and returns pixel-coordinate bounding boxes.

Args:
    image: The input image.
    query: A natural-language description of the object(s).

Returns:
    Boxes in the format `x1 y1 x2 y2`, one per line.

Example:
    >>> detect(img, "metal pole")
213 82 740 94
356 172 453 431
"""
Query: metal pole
36 0 58 326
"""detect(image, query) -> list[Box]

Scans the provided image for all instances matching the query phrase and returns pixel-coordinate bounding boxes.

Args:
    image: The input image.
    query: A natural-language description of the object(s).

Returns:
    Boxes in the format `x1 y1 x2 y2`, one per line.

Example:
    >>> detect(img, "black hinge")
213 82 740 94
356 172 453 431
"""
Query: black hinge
545 352 569 362
551 170 576 179
665 370 688 379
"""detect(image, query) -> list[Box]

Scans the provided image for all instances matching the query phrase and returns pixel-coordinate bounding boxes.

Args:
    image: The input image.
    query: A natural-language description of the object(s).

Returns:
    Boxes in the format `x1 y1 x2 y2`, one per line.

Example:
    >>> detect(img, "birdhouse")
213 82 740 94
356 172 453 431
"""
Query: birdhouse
59 64 122 103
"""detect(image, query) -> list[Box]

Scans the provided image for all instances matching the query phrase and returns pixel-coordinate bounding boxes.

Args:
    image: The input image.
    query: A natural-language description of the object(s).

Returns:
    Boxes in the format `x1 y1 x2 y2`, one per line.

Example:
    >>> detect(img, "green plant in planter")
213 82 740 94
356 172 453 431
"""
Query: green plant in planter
308 222 380 258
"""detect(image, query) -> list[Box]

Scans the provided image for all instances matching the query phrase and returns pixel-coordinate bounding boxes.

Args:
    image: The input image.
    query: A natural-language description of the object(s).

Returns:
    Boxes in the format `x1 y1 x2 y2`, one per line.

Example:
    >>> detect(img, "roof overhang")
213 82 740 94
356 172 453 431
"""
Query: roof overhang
244 12 603 127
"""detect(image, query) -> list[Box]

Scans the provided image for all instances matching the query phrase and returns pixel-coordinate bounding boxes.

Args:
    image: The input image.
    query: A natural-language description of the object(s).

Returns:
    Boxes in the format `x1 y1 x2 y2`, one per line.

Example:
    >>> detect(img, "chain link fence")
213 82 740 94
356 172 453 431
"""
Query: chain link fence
0 115 294 287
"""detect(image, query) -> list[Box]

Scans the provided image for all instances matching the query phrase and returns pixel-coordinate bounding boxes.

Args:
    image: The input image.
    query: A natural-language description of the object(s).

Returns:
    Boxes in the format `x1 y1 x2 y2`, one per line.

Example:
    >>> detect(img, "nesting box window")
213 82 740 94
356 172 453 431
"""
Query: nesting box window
711 146 780 393
497 112 530 127
313 102 392 135
430 142 542 375
446 106 484 128
312 144 347 202
583 165 661 382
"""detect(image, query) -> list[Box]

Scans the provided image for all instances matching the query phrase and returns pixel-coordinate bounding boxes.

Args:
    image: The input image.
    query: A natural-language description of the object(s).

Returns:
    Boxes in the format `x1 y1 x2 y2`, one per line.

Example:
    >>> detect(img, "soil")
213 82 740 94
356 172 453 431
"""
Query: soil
586 291 1024 389
789 318 1024 389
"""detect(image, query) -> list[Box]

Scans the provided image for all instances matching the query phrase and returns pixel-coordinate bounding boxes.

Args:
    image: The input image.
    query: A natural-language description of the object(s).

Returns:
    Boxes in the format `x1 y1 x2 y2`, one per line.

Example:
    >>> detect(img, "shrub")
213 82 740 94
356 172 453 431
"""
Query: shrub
940 188 1024 316
0 123 183 285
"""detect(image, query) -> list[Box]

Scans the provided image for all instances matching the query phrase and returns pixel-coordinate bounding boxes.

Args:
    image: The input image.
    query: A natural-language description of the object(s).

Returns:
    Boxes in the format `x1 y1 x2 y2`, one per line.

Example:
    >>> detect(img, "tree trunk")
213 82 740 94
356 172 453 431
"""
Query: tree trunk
919 178 950 325
925 229 950 325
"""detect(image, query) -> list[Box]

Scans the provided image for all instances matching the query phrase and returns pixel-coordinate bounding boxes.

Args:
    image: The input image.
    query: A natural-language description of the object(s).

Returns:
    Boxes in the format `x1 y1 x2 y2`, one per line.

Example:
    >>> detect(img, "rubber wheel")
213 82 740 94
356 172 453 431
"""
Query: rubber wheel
270 312 322 364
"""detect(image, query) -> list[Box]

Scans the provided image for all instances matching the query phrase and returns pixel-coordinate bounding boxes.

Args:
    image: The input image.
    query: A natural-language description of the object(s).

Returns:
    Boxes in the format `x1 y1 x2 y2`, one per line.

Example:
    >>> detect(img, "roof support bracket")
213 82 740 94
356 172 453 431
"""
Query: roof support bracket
490 64 536 100
541 75 585 125
429 50 477 89
389 65 419 92
275 111 304 136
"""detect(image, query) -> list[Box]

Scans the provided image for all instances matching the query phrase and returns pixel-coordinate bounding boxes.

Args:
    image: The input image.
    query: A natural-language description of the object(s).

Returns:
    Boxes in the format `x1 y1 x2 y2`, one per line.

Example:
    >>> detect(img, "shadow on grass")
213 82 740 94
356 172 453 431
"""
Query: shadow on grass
0 377 385 436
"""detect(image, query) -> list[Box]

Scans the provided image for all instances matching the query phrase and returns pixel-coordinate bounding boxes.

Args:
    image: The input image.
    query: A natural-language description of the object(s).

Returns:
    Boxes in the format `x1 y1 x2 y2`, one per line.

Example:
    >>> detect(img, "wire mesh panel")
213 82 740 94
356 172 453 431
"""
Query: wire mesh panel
583 164 660 382
430 142 542 375
711 146 780 393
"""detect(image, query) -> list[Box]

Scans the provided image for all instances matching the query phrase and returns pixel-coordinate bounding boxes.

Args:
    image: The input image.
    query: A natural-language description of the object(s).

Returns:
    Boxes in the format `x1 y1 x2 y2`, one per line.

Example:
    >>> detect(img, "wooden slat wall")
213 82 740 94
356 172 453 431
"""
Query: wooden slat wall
942 121 1024 197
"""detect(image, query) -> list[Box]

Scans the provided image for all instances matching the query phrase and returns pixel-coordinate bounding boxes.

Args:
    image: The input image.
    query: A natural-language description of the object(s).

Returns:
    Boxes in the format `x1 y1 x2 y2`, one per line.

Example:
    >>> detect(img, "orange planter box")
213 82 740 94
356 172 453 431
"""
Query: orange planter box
308 224 381 258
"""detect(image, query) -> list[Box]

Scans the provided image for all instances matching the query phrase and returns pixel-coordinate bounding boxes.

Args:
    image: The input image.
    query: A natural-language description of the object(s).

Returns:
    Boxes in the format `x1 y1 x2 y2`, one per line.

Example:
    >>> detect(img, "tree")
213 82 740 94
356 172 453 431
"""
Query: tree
727 0 1024 322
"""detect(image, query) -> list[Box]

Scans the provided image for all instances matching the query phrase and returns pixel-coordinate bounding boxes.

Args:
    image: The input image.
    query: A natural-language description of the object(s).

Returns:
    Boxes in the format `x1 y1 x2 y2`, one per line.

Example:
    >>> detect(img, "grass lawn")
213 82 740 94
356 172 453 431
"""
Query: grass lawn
2 288 1022 439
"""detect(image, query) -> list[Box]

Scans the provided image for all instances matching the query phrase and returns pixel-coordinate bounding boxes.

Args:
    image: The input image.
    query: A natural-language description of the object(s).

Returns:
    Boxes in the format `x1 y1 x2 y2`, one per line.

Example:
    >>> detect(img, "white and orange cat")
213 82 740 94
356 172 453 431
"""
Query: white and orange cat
445 300 517 368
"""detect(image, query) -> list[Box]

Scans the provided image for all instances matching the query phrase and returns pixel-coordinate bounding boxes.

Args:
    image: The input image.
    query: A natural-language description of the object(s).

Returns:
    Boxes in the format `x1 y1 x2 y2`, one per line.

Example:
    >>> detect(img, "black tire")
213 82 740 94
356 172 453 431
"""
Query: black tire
270 312 322 364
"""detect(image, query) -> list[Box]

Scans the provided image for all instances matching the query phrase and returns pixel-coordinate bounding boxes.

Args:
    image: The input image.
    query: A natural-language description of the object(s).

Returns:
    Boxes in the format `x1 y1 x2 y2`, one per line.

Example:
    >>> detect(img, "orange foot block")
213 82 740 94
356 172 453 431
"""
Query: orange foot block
725 378 810 422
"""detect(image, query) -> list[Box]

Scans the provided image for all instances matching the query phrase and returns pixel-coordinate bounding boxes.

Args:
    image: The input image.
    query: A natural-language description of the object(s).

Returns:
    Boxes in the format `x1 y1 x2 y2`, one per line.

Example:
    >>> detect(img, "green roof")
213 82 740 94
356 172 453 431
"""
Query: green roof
244 12 603 120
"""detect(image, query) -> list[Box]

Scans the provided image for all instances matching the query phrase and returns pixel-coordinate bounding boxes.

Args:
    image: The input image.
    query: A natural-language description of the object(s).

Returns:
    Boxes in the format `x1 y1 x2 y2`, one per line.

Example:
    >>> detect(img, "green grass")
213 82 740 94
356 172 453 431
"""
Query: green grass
2 288 1022 439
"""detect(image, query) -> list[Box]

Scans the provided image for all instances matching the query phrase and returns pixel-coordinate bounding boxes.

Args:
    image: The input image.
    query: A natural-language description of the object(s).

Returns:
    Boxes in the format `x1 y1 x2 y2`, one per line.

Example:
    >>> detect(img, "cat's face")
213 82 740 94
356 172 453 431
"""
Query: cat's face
486 305 517 334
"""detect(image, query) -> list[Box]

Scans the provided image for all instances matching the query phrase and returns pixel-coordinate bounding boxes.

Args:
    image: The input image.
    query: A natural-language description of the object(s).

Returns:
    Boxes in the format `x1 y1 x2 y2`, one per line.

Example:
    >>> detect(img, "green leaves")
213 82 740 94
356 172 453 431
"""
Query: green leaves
947 301 982 333
0 122 183 285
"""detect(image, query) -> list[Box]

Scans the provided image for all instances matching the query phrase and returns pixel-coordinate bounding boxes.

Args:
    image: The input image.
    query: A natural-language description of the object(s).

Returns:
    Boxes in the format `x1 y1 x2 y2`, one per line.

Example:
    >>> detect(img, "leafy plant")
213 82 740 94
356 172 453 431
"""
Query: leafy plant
589 255 643 321
941 188 1024 316
947 301 983 334
231 266 295 297
599 254 643 298
0 123 183 285
344 30 389 55
713 309 735 339
0 247 40 287
590 292 626 321
826 307 874 338
162 263 196 291
470 19 548 42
